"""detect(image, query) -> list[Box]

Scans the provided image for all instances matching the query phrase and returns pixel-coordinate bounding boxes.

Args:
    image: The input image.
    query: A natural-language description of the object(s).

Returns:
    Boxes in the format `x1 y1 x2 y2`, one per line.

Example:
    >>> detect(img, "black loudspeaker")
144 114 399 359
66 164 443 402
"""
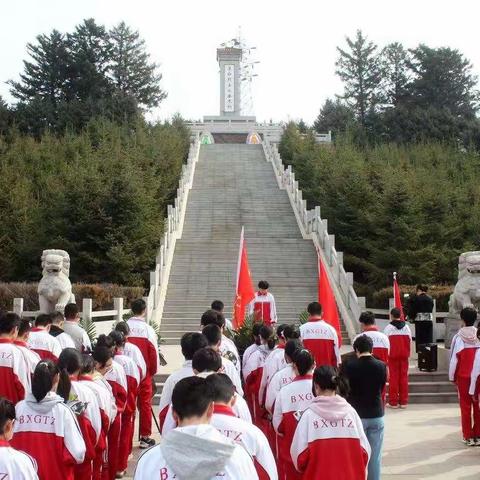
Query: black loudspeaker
417 343 438 372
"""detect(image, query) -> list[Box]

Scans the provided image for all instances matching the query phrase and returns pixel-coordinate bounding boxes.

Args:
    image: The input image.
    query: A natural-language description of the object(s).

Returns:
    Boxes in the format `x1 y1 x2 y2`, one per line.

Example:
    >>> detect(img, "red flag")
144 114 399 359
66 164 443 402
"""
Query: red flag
393 272 405 320
233 227 255 329
318 254 342 346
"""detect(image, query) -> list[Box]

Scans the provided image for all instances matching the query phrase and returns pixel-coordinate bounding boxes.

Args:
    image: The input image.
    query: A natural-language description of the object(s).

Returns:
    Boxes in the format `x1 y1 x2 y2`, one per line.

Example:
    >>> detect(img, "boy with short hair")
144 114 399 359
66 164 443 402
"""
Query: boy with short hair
355 311 390 364
449 307 480 446
49 311 75 350
158 332 208 430
0 313 30 404
134 377 258 480
63 303 92 353
127 299 159 448
202 324 243 396
248 281 277 326
206 373 277 480
300 302 340 367
28 314 62 361
13 319 40 379
202 309 241 372
384 308 412 409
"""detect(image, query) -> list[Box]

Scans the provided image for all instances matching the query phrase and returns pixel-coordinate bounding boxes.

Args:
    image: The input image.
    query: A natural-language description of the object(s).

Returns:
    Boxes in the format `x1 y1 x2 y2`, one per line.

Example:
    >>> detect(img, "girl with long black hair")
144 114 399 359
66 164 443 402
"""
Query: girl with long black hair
11 360 86 480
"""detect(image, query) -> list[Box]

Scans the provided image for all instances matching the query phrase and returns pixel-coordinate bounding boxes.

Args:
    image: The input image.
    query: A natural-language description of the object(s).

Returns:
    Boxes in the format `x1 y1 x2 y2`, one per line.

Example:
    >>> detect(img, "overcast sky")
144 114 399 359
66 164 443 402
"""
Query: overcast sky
2 0 480 123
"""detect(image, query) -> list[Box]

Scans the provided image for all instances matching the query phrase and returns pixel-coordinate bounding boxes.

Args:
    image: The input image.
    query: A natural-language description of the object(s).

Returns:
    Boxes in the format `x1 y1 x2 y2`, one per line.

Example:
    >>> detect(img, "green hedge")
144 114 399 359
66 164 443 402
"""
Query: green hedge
0 282 144 312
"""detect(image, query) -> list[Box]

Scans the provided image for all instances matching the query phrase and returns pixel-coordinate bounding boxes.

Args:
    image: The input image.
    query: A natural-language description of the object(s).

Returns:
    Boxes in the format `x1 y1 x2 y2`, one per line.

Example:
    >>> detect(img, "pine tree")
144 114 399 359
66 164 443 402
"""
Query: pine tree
408 45 479 118
109 21 166 108
336 30 383 126
313 98 355 136
380 42 410 107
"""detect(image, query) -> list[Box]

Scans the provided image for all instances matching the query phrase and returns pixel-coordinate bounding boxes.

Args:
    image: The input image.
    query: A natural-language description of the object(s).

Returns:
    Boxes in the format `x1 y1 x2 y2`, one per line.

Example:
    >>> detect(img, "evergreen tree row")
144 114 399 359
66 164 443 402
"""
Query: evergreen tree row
2 18 165 137
0 117 190 286
315 30 480 147
279 124 480 296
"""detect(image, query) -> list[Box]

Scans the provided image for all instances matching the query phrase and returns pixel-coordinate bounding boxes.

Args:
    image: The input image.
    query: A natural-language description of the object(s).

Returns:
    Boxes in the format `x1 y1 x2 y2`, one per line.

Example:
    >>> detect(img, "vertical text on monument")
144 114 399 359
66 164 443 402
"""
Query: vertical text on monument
224 64 235 112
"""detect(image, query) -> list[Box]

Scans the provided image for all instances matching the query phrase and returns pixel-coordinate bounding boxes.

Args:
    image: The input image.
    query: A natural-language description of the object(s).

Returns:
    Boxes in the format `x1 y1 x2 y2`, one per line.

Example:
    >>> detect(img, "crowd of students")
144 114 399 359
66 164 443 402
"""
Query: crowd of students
0 298 158 480
1 285 480 480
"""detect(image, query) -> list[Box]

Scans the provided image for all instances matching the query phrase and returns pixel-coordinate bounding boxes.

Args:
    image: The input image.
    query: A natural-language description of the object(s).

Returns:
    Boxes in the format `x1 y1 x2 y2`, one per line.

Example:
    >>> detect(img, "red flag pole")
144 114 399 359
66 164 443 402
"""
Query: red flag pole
393 272 405 320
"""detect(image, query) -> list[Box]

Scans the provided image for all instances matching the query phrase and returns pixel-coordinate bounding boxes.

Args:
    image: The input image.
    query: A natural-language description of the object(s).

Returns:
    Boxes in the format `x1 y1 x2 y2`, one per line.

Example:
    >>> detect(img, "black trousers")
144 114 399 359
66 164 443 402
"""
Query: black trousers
415 321 433 352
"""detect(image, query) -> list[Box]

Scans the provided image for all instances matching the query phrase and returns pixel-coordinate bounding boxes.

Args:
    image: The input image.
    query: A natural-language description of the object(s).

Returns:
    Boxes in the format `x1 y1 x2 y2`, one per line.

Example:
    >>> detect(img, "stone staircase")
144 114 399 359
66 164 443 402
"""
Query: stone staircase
406 371 457 404
160 144 350 345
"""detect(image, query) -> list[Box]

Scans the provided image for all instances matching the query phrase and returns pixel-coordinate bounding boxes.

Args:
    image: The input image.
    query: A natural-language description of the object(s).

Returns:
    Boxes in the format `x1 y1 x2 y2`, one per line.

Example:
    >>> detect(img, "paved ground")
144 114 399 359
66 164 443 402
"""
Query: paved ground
123 403 478 479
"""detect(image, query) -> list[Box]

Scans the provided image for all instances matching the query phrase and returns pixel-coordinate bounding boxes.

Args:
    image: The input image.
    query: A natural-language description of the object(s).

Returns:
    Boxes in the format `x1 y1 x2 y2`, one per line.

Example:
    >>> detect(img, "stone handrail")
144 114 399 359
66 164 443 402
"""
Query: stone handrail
146 133 201 325
262 139 365 341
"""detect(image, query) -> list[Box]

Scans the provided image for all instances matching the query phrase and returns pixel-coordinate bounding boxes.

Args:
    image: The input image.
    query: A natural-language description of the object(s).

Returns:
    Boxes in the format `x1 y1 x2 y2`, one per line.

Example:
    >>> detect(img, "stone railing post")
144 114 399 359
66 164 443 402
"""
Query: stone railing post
13 298 24 316
113 297 124 323
82 298 93 322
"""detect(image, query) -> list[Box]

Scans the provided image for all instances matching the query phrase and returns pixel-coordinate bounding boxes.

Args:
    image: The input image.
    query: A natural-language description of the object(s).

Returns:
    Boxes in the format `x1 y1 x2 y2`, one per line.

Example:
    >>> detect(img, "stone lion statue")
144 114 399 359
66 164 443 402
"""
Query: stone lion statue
445 251 480 347
37 249 75 313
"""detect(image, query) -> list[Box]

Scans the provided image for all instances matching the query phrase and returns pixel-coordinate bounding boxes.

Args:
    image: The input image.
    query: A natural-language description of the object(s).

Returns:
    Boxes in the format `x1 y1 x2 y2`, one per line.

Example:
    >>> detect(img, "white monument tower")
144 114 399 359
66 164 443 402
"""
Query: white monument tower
217 45 243 116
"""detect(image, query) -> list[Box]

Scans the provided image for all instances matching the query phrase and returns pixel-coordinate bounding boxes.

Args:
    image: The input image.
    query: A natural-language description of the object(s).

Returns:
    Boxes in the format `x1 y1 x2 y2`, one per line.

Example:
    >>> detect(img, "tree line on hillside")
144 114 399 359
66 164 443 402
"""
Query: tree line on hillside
0 19 189 287
0 18 165 137
279 124 480 296
313 30 480 147
0 117 190 286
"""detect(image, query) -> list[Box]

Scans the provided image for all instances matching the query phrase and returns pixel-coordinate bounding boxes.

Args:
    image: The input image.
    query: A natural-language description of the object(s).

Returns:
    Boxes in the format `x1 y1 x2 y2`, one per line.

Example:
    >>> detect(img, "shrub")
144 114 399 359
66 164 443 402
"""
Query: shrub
0 282 144 312
371 284 453 311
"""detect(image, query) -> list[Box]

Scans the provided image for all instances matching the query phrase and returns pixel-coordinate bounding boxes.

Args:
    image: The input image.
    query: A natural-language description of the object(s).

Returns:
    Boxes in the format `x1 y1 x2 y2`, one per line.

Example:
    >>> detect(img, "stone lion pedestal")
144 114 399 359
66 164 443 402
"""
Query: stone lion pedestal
37 249 75 313
445 251 480 348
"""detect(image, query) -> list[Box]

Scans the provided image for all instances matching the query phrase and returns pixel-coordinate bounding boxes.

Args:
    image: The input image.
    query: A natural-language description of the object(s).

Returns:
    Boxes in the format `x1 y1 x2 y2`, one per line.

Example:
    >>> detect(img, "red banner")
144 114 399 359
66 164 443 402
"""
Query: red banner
233 227 255 329
318 254 342 346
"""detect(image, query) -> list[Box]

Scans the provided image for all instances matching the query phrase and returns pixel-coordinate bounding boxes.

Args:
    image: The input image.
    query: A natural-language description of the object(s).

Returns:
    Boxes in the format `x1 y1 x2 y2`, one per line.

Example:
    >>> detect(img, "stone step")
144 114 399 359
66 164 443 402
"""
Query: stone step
407 392 458 404
406 381 457 394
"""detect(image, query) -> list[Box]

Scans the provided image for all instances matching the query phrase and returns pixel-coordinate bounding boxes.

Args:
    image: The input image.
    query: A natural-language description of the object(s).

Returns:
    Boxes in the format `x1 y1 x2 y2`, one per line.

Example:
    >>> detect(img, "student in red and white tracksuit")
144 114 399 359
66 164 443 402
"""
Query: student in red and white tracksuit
110 331 140 475
57 348 102 480
469 330 480 437
0 313 30 404
114 322 147 382
14 318 41 382
12 360 86 480
202 325 243 396
244 326 276 429
384 309 412 408
272 350 315 480
0 397 38 479
300 303 340 368
134 376 258 480
355 312 390 365
248 281 278 326
158 332 208 430
259 325 288 409
94 335 128 480
202 308 242 373
449 308 480 444
28 314 62 361
265 339 303 415
126 300 159 447
290 365 370 480
79 355 117 480
243 323 264 372
206 373 278 480
162 349 252 436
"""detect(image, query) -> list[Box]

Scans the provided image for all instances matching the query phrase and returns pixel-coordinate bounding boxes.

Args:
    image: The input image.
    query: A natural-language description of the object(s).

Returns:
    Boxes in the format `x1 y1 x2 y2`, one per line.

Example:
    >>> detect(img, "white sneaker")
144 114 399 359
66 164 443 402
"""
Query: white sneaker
466 438 475 447
386 404 399 409
399 404 407 409
474 437 480 446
